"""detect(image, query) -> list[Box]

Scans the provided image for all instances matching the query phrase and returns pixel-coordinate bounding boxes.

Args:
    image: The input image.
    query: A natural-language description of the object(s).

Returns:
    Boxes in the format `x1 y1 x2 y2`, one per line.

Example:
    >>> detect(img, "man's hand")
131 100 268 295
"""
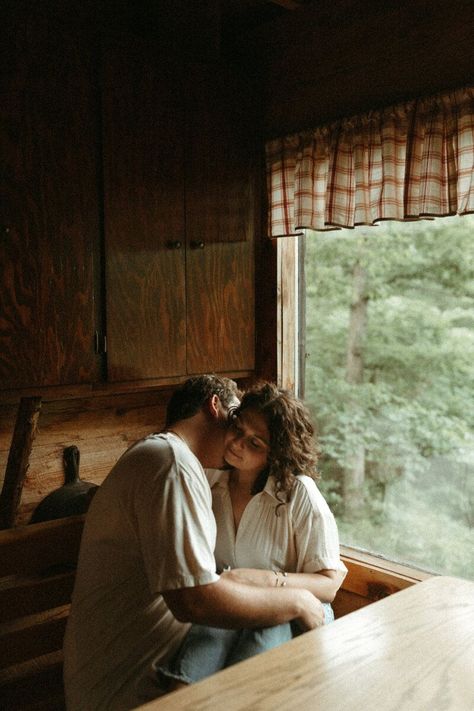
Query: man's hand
219 568 327 630
163 577 326 630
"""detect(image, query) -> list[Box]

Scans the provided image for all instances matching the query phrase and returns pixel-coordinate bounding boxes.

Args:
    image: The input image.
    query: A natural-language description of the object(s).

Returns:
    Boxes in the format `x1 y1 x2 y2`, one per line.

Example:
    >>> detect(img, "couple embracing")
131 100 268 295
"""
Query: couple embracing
64 376 347 710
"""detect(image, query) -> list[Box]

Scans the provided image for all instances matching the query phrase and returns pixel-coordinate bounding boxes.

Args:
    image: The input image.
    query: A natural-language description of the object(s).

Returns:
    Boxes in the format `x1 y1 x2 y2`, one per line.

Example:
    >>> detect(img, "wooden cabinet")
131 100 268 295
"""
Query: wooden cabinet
102 43 255 383
0 14 255 393
0 7 101 390
185 64 255 375
102 41 187 382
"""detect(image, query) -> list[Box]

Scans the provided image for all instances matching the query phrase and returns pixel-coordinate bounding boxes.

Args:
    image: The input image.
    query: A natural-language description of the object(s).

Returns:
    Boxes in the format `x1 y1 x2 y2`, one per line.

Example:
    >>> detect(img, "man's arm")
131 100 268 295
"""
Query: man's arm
162 576 324 631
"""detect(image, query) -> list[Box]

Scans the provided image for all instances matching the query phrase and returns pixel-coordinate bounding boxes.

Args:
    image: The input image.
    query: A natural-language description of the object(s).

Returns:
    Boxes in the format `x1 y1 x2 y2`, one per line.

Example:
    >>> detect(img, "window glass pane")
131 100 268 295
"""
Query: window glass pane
303 215 474 580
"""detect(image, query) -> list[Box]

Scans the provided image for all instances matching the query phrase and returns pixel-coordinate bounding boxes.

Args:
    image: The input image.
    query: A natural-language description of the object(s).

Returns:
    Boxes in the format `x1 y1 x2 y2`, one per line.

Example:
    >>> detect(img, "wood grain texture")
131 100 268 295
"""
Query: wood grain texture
0 609 68 668
102 38 187 381
0 515 84 576
185 60 256 374
0 4 100 389
0 390 170 524
0 397 42 528
0 521 76 705
142 576 474 711
186 241 255 374
0 571 75 624
0 513 81 709
277 237 298 390
331 587 370 618
185 63 254 245
254 232 278 382
0 508 118 707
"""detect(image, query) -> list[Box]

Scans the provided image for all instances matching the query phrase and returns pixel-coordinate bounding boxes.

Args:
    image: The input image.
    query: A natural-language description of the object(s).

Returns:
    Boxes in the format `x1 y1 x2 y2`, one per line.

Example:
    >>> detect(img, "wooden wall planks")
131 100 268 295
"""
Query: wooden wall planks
0 390 171 525
1 2 101 390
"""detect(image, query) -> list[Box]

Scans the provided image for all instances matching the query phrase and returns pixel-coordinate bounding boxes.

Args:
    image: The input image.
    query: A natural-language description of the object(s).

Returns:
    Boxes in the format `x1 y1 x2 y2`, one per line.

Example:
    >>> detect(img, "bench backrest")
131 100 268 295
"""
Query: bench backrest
0 515 85 711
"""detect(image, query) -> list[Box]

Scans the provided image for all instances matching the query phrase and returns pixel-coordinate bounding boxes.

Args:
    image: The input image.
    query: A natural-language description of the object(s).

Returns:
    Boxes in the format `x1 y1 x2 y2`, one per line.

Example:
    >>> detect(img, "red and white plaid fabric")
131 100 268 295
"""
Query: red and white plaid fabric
266 87 474 237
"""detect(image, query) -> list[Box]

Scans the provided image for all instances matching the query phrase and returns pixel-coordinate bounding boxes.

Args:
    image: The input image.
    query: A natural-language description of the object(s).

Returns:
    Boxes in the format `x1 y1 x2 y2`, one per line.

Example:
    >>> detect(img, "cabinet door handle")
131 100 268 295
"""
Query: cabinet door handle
190 240 205 249
166 240 182 249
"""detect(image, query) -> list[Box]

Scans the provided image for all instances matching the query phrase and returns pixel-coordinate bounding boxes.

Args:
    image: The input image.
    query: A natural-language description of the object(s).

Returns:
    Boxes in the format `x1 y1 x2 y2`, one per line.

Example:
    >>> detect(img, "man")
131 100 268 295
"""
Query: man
63 375 324 710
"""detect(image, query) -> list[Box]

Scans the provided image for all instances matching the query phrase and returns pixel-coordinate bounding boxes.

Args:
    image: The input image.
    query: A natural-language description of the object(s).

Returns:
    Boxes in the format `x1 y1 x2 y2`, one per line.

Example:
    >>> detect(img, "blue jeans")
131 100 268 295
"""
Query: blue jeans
155 603 334 687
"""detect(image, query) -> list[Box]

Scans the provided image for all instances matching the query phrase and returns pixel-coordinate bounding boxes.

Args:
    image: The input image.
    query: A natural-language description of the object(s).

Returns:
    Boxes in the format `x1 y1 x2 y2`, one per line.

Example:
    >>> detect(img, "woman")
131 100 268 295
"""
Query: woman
157 382 347 689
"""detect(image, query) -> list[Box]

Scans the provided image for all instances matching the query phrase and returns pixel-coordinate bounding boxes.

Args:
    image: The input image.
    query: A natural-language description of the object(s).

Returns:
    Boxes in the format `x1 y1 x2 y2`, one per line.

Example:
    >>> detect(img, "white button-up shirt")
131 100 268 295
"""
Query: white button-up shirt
208 471 347 577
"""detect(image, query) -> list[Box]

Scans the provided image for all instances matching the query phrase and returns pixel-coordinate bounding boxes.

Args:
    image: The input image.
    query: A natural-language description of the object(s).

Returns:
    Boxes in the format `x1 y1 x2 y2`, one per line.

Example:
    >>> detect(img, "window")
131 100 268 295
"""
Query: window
296 215 474 580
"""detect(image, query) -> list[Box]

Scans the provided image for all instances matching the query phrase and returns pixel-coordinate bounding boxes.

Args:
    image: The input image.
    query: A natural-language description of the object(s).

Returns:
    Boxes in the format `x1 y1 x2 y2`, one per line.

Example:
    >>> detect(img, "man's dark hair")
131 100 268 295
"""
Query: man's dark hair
165 375 240 427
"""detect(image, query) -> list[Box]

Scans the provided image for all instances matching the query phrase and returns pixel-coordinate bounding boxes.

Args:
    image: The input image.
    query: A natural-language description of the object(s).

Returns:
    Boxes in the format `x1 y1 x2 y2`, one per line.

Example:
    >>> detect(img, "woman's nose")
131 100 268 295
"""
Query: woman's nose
231 432 245 449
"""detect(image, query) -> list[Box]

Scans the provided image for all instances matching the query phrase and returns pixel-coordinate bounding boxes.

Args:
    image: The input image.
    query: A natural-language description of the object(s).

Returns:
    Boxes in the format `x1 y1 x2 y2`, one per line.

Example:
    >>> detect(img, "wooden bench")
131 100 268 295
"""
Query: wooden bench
0 515 85 711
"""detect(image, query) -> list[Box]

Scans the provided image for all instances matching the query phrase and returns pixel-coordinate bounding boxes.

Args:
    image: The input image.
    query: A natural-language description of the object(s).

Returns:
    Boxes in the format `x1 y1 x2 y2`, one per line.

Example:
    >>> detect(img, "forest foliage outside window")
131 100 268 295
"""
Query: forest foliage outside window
302 214 474 580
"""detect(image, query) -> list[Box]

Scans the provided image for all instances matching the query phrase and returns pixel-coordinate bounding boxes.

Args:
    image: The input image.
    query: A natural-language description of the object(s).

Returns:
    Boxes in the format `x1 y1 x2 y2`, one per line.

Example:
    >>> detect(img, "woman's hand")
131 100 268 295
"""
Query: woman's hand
293 590 325 631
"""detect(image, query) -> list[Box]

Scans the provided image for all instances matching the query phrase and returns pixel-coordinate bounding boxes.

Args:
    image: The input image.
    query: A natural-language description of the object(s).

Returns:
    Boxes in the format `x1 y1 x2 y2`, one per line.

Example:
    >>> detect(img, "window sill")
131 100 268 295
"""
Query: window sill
334 544 434 618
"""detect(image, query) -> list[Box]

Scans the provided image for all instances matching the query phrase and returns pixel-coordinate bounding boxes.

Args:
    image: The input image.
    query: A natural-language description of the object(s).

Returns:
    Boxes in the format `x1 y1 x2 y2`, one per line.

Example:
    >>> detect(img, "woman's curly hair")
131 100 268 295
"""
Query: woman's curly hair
236 381 320 500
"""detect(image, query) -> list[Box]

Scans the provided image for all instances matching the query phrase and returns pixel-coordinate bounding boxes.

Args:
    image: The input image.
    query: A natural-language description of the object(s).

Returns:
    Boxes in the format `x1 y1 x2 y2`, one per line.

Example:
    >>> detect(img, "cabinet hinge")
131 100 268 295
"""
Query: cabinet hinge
94 331 107 355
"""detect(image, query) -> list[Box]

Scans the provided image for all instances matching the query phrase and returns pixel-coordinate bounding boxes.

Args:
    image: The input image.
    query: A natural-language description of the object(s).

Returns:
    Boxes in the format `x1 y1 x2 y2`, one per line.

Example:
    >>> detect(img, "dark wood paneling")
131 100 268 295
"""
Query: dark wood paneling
185 61 256 374
0 656 65 711
102 38 187 381
186 241 255 374
0 572 75 624
0 516 84 576
185 63 254 245
0 5 101 389
0 611 68 669
243 0 474 137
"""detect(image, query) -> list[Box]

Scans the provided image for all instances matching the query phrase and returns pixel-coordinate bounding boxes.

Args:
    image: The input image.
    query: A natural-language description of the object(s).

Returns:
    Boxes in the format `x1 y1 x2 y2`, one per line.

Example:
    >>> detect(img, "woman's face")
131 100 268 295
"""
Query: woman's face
224 408 270 475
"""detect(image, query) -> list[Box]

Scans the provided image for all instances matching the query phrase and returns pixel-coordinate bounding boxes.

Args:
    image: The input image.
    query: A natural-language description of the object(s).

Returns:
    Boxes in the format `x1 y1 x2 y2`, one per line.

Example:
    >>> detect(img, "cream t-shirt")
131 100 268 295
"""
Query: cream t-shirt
64 433 219 711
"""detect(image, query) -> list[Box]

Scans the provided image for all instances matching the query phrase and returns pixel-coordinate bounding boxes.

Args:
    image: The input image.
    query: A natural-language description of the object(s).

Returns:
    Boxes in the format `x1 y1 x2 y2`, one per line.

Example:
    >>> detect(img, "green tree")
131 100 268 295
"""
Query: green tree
304 215 474 533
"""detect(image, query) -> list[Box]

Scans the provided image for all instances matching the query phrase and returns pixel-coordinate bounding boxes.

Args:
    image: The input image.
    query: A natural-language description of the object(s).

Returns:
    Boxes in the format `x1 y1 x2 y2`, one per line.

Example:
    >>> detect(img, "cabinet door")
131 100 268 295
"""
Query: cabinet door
102 40 186 382
185 63 253 245
186 241 255 374
0 8 100 390
185 63 255 373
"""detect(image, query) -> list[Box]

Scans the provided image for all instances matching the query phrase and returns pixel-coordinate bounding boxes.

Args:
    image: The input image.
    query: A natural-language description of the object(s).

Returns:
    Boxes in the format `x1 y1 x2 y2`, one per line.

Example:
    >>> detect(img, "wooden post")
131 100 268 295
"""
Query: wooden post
0 396 42 529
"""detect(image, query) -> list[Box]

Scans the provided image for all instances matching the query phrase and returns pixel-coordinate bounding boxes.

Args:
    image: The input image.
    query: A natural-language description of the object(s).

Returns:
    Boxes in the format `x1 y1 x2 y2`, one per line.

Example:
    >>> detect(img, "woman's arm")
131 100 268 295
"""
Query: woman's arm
221 567 345 603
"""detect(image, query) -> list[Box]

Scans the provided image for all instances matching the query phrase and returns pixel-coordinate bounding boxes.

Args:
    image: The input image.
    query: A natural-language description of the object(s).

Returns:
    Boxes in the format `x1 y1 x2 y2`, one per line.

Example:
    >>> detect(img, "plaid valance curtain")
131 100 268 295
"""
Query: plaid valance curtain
266 87 474 237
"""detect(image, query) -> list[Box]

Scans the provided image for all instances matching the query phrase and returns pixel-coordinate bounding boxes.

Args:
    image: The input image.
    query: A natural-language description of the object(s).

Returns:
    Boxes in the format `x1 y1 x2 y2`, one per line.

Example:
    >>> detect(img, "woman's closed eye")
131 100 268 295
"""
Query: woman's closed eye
230 423 264 450
249 438 265 450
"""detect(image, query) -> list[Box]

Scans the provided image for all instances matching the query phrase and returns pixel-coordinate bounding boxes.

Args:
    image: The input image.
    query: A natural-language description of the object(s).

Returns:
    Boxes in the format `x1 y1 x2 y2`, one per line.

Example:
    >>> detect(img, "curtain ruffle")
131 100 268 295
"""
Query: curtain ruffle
266 87 474 236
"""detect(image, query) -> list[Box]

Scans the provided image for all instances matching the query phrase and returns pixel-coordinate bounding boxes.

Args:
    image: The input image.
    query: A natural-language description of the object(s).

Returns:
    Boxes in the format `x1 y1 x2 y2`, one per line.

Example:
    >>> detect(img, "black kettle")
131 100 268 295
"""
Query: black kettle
30 445 98 524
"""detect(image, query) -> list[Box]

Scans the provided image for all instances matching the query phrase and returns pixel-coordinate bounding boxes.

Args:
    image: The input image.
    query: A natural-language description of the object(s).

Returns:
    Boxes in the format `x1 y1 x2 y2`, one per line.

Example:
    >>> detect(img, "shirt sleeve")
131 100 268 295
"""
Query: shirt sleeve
292 476 348 577
137 451 220 593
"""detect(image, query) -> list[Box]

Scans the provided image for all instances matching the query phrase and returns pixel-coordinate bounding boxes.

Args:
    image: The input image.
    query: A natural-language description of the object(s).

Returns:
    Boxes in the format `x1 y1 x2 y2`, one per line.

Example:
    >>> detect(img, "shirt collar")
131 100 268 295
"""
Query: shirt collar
213 472 280 501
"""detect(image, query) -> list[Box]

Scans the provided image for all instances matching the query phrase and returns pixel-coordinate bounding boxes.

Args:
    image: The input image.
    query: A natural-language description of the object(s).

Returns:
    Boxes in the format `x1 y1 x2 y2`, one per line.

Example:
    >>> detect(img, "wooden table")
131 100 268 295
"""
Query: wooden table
139 576 474 711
